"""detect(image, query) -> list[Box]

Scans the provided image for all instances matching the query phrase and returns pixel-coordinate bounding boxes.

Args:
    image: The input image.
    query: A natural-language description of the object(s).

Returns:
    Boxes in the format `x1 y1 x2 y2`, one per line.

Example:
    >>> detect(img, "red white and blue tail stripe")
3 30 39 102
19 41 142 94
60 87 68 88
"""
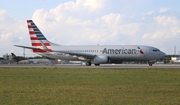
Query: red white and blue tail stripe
27 20 52 52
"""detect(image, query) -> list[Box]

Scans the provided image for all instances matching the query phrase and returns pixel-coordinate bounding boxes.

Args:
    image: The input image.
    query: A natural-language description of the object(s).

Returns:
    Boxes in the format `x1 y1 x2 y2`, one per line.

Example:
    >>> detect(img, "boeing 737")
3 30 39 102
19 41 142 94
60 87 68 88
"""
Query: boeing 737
15 20 166 66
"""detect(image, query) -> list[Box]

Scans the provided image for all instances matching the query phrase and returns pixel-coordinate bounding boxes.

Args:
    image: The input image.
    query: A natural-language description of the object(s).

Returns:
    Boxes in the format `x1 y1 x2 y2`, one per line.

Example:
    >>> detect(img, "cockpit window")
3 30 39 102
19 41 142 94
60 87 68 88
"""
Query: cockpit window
153 49 160 52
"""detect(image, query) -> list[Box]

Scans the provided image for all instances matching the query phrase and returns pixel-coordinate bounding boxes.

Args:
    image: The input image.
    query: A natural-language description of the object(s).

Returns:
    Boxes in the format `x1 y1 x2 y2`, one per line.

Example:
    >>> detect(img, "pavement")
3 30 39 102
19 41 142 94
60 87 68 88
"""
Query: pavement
1 64 180 68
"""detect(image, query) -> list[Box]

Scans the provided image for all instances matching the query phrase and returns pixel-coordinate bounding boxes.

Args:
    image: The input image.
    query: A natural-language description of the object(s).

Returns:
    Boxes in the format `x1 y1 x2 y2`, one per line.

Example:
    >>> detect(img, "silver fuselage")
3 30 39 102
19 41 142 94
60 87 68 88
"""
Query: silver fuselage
35 45 166 63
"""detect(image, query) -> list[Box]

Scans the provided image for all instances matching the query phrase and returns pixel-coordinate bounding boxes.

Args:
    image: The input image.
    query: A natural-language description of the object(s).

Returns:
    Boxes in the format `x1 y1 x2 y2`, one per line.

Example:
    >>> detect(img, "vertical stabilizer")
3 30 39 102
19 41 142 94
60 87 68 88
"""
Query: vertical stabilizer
27 20 52 52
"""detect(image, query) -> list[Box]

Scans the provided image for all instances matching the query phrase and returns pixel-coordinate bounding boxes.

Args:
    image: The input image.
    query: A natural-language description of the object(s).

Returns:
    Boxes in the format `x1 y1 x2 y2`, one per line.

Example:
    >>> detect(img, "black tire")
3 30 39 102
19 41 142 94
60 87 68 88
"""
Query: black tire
148 63 152 66
94 64 100 66
86 62 91 66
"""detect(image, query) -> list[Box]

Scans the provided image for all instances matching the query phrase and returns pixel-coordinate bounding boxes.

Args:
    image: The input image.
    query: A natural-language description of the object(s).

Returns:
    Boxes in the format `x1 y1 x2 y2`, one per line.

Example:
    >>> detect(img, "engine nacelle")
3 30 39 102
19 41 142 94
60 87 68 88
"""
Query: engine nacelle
93 56 109 64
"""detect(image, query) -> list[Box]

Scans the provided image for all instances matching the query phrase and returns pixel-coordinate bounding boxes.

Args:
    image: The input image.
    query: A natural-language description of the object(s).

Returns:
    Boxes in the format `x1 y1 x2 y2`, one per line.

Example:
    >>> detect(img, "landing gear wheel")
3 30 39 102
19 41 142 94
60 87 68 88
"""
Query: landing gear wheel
148 61 153 66
149 63 152 66
86 61 91 66
94 64 100 66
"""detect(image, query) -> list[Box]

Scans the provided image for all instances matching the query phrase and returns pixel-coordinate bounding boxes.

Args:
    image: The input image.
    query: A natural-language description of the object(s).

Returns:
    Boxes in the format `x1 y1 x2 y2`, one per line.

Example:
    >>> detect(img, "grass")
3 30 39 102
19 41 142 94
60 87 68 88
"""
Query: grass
0 68 180 105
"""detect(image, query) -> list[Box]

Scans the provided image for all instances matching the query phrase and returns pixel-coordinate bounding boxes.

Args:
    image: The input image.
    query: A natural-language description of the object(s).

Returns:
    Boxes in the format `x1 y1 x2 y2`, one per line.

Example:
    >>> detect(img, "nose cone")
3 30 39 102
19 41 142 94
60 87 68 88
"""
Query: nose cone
161 51 166 58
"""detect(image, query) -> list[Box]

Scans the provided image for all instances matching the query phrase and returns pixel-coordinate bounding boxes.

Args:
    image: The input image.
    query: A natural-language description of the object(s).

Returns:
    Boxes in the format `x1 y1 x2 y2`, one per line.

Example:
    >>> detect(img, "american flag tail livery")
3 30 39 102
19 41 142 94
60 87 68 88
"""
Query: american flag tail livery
27 20 52 52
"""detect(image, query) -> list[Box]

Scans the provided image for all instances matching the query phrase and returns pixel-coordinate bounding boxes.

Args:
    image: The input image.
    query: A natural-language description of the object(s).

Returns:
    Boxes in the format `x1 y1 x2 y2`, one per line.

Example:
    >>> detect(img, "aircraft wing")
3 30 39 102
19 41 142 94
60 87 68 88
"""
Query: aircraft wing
14 45 41 50
53 50 95 59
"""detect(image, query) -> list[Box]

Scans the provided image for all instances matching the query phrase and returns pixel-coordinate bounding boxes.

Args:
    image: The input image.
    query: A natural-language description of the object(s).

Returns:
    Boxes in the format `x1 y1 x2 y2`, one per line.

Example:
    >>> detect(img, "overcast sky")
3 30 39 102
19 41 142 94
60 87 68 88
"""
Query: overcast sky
0 0 180 57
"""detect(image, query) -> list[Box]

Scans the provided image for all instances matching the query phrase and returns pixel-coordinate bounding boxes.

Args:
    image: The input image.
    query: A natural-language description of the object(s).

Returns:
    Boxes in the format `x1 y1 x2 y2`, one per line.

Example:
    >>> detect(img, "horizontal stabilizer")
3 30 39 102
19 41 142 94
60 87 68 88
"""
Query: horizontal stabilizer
14 45 41 50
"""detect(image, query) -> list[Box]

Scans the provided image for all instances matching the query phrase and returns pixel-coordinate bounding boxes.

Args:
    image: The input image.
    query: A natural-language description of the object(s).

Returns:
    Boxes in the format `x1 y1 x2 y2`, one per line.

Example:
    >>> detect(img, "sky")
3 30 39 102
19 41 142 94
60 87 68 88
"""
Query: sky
0 0 180 57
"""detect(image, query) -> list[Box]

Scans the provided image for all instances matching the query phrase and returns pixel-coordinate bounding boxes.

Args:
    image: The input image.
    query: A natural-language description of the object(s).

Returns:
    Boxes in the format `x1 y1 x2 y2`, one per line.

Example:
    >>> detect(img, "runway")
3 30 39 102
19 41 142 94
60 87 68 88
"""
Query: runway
1 64 180 68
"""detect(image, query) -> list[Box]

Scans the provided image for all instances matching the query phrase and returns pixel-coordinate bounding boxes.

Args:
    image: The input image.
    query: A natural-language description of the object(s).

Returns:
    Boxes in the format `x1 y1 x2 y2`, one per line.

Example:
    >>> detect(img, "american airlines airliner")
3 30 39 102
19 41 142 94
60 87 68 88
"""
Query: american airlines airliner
15 20 166 66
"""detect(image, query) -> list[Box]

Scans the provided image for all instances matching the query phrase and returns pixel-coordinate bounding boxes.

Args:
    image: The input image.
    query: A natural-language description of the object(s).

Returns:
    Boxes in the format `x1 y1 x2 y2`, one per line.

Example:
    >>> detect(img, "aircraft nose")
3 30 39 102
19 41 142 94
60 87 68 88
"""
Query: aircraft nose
161 52 166 58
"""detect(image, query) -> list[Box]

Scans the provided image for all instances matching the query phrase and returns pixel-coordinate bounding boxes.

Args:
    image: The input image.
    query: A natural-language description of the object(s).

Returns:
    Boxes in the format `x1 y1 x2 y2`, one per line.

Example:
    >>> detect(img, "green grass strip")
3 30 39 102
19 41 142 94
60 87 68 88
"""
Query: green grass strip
0 68 180 105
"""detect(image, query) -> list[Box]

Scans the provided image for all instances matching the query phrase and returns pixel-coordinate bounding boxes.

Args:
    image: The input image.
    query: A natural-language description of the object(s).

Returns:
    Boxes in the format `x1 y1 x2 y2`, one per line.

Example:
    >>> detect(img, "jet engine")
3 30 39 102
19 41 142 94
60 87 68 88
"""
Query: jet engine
93 56 109 64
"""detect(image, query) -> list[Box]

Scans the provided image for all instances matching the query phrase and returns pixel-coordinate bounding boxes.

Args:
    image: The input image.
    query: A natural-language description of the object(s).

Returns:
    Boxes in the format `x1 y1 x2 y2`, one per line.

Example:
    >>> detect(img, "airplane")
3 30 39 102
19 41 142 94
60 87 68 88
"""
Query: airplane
15 20 166 66
11 53 51 64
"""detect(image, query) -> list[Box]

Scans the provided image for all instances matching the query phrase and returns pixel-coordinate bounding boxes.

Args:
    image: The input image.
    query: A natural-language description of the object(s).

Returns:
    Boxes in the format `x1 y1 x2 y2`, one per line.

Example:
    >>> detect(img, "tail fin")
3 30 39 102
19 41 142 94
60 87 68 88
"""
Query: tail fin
27 20 52 52
11 53 17 59
11 53 25 62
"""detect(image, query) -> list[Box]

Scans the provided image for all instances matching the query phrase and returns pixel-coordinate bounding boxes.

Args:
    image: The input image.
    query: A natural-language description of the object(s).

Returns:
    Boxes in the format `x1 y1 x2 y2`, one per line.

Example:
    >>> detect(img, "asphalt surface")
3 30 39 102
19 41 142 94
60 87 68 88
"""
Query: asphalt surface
0 64 180 68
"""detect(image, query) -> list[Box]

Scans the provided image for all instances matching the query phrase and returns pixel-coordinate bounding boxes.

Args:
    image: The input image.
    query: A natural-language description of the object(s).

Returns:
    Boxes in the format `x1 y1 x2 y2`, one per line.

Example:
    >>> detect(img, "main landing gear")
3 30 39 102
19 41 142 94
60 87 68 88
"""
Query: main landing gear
148 61 153 66
86 61 91 66
86 61 100 66
94 64 100 66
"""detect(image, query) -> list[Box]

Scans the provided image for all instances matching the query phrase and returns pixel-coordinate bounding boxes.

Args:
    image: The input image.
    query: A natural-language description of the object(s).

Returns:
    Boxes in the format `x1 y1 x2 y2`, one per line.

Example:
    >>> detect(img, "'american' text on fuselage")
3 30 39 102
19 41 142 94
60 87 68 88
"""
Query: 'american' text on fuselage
102 48 137 54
